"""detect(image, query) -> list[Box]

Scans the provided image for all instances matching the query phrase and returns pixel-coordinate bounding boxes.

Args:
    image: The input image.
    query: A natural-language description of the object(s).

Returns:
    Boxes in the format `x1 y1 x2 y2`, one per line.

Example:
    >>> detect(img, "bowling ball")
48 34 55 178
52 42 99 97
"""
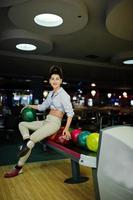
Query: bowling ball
48 127 64 141
86 133 99 152
69 127 74 132
78 131 91 148
55 134 71 145
54 127 71 145
21 107 36 122
48 132 58 141
71 128 82 143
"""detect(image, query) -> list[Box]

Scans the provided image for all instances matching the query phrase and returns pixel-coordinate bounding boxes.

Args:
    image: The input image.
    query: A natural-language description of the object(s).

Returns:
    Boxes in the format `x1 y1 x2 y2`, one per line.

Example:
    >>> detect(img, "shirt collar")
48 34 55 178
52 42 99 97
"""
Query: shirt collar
52 87 63 97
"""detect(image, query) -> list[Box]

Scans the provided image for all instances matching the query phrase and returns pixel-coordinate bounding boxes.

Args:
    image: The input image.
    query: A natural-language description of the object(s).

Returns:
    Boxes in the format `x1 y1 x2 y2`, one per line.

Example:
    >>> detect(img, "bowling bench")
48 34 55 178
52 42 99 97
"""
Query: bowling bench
44 125 133 200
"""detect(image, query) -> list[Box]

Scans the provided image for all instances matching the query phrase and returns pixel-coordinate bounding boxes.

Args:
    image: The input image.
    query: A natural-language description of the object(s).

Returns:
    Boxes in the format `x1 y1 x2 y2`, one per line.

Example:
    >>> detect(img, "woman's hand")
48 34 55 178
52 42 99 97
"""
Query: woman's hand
62 128 71 140
62 116 73 140
20 104 38 113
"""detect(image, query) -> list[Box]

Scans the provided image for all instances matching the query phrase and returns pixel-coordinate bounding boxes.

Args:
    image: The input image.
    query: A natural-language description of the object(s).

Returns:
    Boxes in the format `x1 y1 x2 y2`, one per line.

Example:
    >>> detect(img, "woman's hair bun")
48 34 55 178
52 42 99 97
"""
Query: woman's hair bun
49 65 63 79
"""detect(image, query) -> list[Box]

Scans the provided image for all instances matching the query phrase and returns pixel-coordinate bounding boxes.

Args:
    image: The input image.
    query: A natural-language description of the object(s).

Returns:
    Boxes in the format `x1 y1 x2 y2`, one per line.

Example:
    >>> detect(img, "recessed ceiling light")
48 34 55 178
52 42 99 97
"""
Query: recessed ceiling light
123 59 133 64
34 13 63 27
16 43 37 51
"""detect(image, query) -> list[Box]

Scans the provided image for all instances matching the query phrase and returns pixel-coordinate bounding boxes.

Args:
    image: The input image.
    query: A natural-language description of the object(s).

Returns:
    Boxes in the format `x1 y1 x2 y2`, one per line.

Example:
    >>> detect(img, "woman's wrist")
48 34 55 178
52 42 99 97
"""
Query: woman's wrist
64 127 69 131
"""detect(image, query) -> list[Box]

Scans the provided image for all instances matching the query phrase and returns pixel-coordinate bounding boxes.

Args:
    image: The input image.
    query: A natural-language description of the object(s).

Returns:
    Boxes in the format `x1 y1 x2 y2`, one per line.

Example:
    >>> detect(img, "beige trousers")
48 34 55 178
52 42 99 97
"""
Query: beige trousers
17 114 61 166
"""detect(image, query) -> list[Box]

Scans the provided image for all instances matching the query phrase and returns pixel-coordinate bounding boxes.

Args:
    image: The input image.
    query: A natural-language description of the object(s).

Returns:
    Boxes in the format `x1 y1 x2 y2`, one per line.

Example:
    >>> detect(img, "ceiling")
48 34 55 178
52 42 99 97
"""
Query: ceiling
0 0 133 90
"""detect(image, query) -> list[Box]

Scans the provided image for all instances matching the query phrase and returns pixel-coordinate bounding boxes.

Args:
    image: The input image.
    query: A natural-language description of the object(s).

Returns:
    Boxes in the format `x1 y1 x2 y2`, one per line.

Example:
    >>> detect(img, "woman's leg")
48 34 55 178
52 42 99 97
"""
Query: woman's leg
18 116 61 164
19 115 61 157
18 120 45 157
4 150 31 178
4 115 61 178
19 120 44 140
17 149 31 167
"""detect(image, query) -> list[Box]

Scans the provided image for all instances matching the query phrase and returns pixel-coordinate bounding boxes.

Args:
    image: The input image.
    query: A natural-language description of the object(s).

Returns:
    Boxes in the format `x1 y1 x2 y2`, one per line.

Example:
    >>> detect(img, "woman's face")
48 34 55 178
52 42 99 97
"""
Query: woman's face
49 74 62 90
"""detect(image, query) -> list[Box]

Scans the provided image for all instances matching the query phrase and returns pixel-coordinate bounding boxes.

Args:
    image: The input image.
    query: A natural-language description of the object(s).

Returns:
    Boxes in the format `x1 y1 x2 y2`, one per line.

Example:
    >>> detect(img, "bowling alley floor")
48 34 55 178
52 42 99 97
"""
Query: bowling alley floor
0 160 95 200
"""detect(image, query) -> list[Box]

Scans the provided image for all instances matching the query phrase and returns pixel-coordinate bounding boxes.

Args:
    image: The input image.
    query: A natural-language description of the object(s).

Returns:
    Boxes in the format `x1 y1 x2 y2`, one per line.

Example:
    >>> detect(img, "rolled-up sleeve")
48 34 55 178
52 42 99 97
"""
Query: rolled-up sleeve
38 93 51 111
61 95 74 117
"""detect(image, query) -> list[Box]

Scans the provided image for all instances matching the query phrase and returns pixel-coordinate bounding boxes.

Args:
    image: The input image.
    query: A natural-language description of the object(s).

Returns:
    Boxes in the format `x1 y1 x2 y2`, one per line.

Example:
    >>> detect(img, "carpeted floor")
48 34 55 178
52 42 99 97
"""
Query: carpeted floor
0 130 66 166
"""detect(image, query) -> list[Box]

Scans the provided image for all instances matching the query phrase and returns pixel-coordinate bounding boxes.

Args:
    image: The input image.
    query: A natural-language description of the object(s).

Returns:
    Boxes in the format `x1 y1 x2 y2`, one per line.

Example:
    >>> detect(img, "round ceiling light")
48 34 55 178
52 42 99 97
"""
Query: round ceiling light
8 0 88 34
34 13 63 27
123 59 133 64
16 43 37 51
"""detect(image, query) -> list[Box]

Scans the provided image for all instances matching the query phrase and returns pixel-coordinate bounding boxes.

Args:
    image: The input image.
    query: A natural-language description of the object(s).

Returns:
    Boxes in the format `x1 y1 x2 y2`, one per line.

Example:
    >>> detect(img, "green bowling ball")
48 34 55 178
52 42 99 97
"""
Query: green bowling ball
78 131 91 148
69 127 74 132
86 133 99 152
21 107 36 122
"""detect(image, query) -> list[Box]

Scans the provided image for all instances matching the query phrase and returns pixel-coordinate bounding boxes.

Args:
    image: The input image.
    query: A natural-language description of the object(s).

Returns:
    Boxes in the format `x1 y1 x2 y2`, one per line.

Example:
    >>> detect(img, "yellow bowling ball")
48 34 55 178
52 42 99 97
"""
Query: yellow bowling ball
86 133 99 152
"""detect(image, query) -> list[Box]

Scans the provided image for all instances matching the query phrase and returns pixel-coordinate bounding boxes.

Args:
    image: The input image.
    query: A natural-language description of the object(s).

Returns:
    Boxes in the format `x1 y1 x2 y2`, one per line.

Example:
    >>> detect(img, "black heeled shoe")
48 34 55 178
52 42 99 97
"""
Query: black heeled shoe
18 143 30 157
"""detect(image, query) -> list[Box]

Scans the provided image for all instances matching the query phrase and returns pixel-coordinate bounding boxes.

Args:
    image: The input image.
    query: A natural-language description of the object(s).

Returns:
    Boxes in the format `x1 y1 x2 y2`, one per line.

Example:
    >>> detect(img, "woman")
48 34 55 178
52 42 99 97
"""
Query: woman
4 66 74 178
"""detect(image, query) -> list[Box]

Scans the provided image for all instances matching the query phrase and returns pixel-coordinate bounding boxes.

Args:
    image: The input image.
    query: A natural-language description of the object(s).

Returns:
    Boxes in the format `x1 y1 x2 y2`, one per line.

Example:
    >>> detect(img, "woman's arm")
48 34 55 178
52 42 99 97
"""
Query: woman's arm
62 116 73 139
28 104 39 110
61 93 74 139
20 104 39 113
22 92 51 112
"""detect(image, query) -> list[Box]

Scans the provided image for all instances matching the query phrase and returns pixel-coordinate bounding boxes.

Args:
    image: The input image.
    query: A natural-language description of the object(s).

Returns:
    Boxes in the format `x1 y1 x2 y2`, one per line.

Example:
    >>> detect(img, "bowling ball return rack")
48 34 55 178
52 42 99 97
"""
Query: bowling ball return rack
44 139 100 200
45 139 97 182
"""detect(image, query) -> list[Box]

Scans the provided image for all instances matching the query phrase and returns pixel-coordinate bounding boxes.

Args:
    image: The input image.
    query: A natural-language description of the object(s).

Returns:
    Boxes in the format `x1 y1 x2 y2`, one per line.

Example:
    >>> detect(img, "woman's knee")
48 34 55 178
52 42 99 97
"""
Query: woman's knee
18 121 26 129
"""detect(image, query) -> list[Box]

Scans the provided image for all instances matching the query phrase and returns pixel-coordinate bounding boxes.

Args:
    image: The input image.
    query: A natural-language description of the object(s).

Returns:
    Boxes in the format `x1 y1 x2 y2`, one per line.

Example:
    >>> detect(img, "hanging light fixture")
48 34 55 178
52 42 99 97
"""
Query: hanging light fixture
107 93 112 98
123 92 127 98
91 83 96 87
91 90 96 96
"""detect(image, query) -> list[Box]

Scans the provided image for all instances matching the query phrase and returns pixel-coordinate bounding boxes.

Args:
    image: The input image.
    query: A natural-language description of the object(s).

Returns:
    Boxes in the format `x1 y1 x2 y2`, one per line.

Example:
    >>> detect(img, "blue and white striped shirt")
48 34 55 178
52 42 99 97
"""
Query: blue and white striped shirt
38 87 74 117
